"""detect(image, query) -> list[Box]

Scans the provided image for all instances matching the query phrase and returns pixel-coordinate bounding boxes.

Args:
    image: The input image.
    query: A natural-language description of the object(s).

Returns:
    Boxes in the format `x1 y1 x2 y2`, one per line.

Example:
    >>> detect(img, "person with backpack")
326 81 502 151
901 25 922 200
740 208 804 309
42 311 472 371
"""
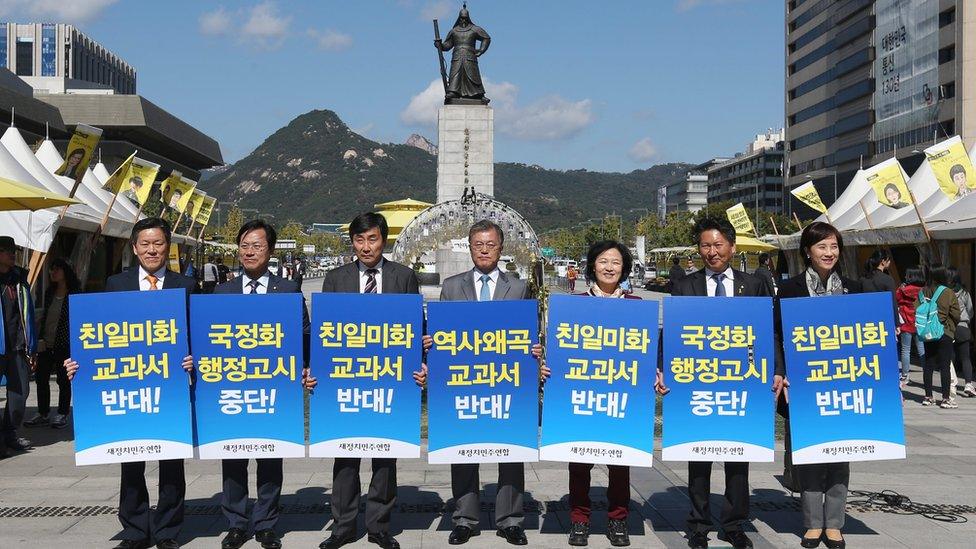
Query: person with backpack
895 267 926 384
915 263 961 408
947 267 974 397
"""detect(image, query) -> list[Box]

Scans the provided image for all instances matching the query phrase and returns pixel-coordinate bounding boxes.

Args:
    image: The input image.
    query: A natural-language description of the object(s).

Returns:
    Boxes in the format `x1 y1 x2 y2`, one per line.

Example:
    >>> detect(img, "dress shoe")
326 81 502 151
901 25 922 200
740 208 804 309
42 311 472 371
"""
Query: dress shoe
221 528 250 549
155 540 180 549
607 519 630 547
255 528 282 549
448 525 477 545
821 532 845 549
319 534 356 549
568 521 589 546
367 532 400 549
112 540 151 549
687 532 709 549
801 529 822 548
496 526 528 546
719 529 754 549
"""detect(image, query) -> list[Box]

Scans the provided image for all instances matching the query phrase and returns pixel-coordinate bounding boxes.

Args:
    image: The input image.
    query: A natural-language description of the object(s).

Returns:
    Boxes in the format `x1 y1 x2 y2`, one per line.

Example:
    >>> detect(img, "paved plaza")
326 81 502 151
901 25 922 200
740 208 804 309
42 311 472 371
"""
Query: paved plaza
0 282 973 547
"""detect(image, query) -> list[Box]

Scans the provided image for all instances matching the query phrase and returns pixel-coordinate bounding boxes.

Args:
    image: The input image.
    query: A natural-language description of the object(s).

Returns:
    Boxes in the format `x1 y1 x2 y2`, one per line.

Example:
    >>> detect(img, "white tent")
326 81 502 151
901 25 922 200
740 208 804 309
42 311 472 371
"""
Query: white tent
0 132 69 251
92 162 111 184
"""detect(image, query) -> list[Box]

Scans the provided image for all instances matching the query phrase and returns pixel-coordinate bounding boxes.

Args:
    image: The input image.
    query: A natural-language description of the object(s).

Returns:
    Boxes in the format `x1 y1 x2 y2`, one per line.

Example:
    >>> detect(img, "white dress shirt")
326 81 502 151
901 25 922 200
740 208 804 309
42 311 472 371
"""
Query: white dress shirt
241 271 270 294
704 266 735 297
137 265 167 291
473 267 501 301
358 258 385 294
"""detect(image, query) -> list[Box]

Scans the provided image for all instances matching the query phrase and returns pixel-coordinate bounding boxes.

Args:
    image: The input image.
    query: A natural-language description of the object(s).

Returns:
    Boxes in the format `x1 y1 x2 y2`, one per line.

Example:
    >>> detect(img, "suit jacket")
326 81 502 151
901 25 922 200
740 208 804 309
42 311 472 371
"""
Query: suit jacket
105 267 198 294
439 268 530 302
671 268 770 298
320 260 420 295
215 271 311 364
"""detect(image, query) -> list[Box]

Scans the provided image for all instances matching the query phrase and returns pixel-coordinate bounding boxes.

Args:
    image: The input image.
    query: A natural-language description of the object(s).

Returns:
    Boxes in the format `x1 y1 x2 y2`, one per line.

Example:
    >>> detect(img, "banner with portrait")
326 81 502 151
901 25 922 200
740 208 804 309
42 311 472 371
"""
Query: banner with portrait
540 294 658 467
190 294 306 459
661 296 775 462
780 293 905 464
55 123 102 189
160 174 195 213
69 290 193 465
865 157 913 209
924 135 976 201
309 293 423 458
103 155 160 208
426 300 539 464
184 188 207 223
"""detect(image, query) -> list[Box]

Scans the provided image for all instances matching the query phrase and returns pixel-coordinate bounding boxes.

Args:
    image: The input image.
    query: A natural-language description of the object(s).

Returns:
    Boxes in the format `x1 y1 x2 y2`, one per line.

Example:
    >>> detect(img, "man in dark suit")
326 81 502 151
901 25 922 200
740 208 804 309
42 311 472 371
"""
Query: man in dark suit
424 220 539 547
668 255 686 291
317 212 420 549
753 252 778 296
65 218 197 549
217 219 312 549
670 217 770 549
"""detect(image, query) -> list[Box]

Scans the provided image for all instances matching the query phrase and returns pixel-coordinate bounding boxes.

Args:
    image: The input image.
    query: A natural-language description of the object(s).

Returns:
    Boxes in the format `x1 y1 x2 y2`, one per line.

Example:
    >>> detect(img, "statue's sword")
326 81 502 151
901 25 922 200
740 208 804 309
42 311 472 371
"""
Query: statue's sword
433 19 449 93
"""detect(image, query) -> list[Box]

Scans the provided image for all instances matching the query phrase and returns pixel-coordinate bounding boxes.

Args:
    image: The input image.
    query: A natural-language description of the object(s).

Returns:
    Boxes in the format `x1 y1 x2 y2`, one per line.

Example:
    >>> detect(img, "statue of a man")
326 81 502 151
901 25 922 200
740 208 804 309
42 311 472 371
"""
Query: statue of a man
435 4 491 104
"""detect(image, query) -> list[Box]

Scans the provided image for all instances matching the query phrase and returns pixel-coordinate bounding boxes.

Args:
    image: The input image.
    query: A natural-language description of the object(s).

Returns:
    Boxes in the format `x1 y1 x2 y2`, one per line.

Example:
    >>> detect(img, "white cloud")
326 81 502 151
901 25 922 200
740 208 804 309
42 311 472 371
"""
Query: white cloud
307 28 353 52
420 0 452 21
400 78 594 141
628 138 659 163
241 1 291 49
0 0 117 22
199 7 232 36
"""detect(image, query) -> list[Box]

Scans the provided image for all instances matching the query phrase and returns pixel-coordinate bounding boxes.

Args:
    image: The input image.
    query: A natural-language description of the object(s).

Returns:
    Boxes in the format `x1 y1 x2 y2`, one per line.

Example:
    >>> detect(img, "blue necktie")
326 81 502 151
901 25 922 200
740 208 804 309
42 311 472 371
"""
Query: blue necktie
247 280 260 294
713 273 727 297
479 274 492 302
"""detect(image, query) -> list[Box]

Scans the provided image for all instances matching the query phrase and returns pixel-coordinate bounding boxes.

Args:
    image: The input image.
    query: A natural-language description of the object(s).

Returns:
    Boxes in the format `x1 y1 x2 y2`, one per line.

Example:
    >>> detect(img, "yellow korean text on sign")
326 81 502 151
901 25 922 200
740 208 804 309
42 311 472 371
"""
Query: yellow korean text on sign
790 181 828 214
725 203 755 235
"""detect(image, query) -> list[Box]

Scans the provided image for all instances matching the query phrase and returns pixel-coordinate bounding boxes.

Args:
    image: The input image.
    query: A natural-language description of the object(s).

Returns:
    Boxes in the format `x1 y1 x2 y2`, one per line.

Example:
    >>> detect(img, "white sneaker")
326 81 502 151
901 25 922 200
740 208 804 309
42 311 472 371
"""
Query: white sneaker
23 414 49 427
940 398 959 409
922 397 935 406
964 383 976 397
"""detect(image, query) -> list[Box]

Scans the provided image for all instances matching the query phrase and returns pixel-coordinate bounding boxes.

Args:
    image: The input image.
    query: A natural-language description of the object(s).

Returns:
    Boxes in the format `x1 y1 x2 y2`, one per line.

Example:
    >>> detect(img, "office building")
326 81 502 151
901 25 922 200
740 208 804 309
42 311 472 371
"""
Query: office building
663 158 727 214
708 129 786 211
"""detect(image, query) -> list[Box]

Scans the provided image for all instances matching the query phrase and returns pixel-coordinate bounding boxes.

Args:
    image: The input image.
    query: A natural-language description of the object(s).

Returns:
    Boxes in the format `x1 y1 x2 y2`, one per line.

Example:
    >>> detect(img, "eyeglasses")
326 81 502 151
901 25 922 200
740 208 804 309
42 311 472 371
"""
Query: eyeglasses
471 242 499 251
239 243 268 252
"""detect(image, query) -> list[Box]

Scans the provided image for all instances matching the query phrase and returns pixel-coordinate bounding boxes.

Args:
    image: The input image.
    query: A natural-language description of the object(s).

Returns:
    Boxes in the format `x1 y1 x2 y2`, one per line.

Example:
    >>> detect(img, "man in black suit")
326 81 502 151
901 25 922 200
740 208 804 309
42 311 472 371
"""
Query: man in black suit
753 252 778 297
317 212 420 549
65 218 197 549
668 255 686 291
217 219 312 549
670 217 771 549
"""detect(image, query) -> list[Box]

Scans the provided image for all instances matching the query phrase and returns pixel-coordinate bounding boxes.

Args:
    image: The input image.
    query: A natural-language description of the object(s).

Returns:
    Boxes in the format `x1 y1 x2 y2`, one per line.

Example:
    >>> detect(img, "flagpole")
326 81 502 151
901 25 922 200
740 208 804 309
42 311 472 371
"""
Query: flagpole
792 212 803 231
769 216 781 237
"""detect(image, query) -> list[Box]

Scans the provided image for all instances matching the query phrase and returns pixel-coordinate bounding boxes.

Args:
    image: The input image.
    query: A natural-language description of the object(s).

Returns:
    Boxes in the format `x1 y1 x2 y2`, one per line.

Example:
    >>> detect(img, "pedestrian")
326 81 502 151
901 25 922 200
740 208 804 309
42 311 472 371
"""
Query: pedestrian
567 264 578 293
566 240 641 548
947 267 974 397
895 267 926 385
217 260 230 284
202 255 219 294
0 235 37 458
860 249 897 315
64 218 197 549
25 258 80 430
685 256 696 275
776 221 859 549
754 252 778 296
915 263 960 408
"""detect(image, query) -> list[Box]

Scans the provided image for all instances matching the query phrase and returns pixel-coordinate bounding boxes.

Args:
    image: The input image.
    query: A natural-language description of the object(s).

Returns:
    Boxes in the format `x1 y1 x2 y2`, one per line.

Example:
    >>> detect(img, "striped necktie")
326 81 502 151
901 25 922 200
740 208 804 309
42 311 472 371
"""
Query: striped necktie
364 269 378 294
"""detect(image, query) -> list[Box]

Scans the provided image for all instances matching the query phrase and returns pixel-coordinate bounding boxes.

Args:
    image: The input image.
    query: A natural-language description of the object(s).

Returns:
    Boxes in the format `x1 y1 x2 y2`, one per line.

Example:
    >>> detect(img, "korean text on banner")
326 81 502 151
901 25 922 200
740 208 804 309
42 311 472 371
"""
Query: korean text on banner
190 294 306 459
790 181 828 214
55 123 102 188
427 300 539 464
726 203 755 235
309 294 423 458
662 296 775 462
540 294 658 467
924 135 976 201
865 158 912 209
195 196 217 226
69 290 193 465
780 293 905 464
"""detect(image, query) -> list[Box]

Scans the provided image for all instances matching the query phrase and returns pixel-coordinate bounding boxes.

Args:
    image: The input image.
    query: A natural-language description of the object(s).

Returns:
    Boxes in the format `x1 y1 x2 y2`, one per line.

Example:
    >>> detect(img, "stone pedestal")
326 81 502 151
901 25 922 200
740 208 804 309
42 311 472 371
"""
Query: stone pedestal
436 104 493 203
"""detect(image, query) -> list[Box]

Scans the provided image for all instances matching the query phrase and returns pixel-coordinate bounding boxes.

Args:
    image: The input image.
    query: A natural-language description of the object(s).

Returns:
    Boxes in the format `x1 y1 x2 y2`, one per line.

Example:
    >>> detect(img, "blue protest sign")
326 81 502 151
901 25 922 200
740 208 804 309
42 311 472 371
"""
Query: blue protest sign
308 293 423 458
69 289 193 465
780 292 905 464
540 294 657 467
190 294 306 459
427 300 539 464
661 296 775 462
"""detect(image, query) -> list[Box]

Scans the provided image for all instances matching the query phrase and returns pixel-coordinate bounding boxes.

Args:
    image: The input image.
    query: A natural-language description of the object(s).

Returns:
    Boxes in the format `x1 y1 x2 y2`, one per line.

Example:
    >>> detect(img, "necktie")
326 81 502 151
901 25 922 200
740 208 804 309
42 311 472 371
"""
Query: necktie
479 274 492 302
364 268 378 294
146 274 159 290
712 273 727 297
247 279 260 294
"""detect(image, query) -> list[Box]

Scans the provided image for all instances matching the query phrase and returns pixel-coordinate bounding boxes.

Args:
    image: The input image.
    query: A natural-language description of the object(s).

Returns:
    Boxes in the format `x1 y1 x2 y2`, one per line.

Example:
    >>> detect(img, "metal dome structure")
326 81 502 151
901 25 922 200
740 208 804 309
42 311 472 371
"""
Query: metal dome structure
391 189 540 274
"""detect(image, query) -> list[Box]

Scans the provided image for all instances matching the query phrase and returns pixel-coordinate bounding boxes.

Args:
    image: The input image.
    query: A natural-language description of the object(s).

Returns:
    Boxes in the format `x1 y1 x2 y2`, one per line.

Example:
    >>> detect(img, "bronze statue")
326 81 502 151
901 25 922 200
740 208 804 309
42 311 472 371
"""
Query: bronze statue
434 4 491 104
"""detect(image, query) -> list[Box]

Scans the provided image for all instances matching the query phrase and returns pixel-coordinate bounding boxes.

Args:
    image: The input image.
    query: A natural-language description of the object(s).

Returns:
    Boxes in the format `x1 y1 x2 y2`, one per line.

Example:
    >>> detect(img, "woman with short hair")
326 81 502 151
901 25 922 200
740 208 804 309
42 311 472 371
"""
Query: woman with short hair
916 263 961 408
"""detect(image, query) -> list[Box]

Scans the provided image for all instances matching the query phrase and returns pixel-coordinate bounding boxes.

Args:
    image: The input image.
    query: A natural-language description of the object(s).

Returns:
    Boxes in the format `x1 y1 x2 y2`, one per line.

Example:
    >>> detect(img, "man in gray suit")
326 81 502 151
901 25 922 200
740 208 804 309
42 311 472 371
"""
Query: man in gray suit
318 213 419 549
430 219 535 546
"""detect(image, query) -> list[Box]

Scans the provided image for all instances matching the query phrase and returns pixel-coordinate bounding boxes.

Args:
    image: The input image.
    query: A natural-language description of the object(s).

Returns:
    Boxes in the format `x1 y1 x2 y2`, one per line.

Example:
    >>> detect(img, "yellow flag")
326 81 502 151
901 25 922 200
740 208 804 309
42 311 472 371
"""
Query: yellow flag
158 170 182 208
168 244 181 272
195 196 217 226
101 152 137 194
865 158 912 209
162 176 197 214
924 135 976 201
55 123 102 187
790 181 828 214
124 159 161 206
185 189 207 222
725 203 755 235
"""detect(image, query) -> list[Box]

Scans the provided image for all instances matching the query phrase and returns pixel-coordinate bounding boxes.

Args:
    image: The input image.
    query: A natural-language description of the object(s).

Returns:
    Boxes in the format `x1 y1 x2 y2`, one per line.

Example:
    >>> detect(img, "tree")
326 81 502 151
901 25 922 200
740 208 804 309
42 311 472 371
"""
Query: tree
217 206 245 244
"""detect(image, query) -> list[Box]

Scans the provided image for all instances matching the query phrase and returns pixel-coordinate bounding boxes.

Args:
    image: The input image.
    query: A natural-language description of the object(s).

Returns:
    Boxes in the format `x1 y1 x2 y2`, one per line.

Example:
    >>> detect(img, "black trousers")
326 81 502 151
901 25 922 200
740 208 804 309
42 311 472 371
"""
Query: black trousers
221 458 283 532
119 459 185 541
0 351 30 441
923 335 953 399
35 349 71 416
686 461 750 534
331 457 397 539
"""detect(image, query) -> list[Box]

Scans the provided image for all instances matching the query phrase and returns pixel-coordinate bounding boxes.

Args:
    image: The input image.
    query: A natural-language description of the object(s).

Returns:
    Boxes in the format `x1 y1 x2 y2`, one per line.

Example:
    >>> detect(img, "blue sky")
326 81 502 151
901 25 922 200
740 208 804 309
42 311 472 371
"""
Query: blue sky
2 0 785 172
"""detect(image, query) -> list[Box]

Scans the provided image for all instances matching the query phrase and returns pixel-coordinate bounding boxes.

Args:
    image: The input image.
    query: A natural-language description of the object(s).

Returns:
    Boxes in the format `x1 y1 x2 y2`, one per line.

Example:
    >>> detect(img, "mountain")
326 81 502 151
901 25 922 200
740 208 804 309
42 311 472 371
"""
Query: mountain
405 133 438 155
199 109 691 232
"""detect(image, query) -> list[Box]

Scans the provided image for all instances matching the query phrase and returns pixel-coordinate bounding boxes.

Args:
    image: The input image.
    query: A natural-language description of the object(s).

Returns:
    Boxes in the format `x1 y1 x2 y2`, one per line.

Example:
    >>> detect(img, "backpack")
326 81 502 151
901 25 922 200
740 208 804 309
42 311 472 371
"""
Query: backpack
916 286 947 342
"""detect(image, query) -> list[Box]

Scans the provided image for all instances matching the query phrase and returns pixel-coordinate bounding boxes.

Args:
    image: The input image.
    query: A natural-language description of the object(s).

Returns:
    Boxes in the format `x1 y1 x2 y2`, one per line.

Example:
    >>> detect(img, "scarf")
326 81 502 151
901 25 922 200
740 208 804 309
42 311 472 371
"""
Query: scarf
589 285 625 298
805 267 845 297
